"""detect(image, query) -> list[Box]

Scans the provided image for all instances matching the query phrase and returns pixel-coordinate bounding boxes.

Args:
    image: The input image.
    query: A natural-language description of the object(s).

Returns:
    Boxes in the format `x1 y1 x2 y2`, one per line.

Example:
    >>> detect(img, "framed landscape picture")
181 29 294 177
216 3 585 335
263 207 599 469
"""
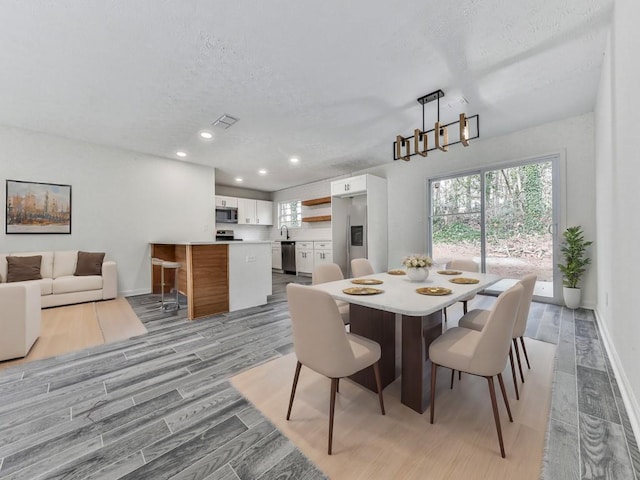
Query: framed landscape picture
6 180 72 234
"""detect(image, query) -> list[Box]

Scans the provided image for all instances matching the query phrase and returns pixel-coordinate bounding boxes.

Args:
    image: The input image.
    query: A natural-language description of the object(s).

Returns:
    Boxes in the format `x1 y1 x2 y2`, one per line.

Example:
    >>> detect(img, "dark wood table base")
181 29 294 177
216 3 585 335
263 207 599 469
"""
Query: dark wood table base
401 311 442 413
348 303 443 414
348 304 397 391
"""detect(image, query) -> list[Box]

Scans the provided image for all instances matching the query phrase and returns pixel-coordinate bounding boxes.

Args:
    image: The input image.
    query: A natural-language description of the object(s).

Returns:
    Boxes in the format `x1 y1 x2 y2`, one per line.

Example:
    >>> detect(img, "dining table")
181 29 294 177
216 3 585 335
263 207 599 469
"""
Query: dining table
310 269 501 414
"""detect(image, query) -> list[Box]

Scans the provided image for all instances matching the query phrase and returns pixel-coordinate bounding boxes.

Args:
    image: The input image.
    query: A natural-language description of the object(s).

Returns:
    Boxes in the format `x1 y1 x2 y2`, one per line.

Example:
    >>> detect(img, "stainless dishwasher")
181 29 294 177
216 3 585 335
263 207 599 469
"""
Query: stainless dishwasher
281 241 296 274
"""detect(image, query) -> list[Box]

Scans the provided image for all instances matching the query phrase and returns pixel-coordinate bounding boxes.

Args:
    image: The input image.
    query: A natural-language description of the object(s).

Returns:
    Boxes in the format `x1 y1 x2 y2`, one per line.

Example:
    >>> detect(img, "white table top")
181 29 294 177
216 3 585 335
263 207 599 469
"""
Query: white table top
310 270 501 317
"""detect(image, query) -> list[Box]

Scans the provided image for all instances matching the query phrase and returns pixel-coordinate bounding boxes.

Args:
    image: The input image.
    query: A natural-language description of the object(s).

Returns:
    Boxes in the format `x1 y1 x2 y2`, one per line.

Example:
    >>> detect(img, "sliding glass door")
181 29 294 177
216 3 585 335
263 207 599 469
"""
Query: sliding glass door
428 155 559 302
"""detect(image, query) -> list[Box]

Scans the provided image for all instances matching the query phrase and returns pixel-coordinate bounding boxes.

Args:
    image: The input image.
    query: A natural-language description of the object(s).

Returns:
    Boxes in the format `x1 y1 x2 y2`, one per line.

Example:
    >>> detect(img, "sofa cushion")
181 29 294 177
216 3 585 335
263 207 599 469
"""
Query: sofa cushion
7 255 42 282
53 251 78 278
74 251 105 276
53 275 102 294
11 251 54 279
0 254 5 283
24 278 53 296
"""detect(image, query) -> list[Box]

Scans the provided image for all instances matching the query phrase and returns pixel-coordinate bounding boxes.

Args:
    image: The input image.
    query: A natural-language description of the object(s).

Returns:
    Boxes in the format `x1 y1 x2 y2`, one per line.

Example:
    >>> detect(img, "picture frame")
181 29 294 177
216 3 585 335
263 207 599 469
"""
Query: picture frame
6 179 72 234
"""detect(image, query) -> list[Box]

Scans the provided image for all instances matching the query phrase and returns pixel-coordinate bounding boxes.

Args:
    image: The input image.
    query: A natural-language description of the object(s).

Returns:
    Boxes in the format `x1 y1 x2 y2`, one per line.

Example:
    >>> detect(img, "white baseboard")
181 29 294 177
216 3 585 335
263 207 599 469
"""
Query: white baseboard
594 307 640 446
119 288 151 297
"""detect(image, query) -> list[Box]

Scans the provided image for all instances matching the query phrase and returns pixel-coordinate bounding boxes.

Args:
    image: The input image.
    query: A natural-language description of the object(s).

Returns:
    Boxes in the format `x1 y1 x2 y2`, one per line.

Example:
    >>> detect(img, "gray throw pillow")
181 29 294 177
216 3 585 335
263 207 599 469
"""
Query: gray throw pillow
74 251 105 276
6 255 43 282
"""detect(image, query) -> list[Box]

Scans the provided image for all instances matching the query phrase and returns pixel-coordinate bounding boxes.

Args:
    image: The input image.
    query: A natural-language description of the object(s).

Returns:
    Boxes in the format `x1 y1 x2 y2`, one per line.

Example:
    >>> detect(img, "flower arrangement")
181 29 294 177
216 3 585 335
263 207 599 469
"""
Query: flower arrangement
401 254 433 269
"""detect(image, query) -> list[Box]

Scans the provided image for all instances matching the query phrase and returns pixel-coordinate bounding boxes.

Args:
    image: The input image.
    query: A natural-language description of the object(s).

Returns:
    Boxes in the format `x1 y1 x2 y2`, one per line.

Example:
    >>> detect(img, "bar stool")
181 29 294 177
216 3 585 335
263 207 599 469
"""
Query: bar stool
152 257 181 310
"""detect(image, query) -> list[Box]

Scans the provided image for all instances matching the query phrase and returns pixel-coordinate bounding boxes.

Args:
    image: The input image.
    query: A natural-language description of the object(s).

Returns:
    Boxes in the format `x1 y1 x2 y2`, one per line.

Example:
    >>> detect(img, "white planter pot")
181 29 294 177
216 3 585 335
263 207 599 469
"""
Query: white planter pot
563 287 581 309
407 267 429 282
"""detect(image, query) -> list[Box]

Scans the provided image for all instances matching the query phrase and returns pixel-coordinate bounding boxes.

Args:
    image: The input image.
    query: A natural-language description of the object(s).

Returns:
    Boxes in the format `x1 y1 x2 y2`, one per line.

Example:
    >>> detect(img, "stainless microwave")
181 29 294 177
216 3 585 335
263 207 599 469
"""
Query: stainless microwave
215 207 238 223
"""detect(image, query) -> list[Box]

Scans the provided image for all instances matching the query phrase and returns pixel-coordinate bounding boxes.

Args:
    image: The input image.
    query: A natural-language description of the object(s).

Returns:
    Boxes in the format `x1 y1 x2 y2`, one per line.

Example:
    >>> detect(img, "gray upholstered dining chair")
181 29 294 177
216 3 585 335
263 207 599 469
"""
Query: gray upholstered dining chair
429 283 523 458
457 274 537 400
286 283 385 454
444 258 479 320
312 263 350 325
351 258 375 278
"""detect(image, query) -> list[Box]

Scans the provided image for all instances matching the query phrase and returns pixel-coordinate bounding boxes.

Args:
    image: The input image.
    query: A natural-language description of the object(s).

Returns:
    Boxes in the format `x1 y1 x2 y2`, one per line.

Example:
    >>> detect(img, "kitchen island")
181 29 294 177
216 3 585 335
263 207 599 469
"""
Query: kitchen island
150 241 272 320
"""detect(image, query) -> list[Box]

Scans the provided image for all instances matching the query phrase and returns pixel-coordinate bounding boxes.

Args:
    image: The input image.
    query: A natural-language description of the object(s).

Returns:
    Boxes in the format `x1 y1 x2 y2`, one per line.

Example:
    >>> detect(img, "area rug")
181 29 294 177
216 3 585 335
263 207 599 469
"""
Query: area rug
232 338 556 480
0 298 146 370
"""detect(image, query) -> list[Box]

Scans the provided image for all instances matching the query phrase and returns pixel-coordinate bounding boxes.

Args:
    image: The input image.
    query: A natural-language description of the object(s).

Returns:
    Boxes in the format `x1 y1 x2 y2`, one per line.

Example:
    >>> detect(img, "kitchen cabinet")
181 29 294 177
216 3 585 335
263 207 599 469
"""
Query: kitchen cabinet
237 198 257 225
215 195 238 208
256 200 273 225
296 241 314 275
313 241 333 267
272 242 282 270
330 175 368 197
237 198 273 225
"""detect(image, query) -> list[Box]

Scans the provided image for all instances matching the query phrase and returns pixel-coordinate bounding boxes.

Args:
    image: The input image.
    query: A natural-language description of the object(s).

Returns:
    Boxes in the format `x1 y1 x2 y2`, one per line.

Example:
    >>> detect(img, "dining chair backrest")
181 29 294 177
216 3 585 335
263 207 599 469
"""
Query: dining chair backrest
286 283 354 378
351 258 375 277
471 283 523 377
312 263 345 285
513 274 537 337
447 258 478 273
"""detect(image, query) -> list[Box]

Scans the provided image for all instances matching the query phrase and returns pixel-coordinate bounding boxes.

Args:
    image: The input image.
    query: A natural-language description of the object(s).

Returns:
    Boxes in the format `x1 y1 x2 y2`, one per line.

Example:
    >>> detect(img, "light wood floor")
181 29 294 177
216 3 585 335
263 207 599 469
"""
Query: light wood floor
232 338 556 480
0 298 147 370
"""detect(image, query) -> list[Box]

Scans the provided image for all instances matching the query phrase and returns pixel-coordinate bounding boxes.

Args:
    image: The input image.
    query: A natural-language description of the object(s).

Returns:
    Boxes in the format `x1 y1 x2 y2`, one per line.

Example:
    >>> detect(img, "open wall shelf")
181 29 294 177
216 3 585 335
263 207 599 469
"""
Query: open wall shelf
302 215 331 223
301 196 331 207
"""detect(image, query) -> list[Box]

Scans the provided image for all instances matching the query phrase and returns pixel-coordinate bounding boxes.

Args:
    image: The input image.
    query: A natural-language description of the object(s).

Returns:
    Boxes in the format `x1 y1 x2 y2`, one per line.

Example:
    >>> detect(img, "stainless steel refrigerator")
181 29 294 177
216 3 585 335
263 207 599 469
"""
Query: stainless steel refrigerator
347 195 367 276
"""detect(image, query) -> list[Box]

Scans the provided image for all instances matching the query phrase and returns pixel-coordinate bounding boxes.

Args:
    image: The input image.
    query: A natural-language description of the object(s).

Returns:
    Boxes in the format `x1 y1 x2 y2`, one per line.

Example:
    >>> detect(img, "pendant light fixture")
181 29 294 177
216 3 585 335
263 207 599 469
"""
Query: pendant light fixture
393 89 479 161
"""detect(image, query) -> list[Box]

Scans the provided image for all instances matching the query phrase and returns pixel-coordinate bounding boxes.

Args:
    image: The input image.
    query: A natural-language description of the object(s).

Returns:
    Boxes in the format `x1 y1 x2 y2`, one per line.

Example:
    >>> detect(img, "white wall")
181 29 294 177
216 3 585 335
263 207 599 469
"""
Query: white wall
0 125 216 295
594 0 640 437
366 113 597 306
271 179 333 241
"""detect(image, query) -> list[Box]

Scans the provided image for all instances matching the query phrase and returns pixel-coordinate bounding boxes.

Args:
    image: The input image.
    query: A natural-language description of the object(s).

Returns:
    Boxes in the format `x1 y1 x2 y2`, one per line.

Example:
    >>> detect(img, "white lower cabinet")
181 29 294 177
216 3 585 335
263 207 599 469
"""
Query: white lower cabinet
272 242 282 270
296 242 314 275
313 241 333 268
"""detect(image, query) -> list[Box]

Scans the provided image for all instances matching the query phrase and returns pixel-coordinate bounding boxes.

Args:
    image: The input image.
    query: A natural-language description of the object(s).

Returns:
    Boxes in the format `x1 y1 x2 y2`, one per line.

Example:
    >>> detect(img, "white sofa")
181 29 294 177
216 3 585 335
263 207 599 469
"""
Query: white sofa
0 250 117 308
0 282 41 361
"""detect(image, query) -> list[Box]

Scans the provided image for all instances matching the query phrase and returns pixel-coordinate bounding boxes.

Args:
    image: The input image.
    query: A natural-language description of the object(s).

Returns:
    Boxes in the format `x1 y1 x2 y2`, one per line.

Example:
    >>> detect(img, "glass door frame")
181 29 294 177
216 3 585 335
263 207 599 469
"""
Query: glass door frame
426 153 563 304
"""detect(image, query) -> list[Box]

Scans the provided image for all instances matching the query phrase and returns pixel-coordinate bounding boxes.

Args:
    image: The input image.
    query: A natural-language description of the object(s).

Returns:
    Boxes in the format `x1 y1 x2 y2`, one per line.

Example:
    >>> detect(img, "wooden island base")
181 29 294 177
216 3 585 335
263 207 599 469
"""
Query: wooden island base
151 241 272 320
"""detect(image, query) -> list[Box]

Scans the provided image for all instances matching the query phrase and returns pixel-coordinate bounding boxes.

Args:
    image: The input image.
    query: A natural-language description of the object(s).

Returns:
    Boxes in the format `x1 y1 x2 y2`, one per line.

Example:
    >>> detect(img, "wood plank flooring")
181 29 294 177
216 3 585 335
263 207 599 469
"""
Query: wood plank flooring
0 273 638 479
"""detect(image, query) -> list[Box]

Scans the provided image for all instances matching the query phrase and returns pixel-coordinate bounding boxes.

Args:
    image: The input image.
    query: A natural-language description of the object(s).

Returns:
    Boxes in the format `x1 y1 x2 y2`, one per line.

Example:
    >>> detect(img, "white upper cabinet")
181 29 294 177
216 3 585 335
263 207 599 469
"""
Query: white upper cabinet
255 200 273 225
215 195 238 208
237 198 257 225
330 174 368 197
216 194 273 225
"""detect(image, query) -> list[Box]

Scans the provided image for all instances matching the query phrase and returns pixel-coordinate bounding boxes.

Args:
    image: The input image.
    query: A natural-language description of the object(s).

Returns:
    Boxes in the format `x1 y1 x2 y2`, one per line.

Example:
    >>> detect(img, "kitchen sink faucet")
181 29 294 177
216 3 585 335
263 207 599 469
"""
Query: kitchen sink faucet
280 225 290 240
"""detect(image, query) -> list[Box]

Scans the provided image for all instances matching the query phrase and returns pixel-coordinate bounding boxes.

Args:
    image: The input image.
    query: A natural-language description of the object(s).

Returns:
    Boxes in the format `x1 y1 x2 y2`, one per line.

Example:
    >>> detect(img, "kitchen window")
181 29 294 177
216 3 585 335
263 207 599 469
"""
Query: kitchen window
278 200 302 228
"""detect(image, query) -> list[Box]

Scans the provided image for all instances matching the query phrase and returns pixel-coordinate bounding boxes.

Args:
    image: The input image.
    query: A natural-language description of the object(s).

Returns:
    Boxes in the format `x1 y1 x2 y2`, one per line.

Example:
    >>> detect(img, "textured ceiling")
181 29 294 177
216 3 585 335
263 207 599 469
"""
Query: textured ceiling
0 0 612 191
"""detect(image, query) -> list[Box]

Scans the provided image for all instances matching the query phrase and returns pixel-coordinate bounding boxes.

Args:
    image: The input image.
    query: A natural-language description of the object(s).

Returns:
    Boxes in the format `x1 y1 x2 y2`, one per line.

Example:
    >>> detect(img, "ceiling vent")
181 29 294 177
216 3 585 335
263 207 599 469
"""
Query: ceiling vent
212 114 239 129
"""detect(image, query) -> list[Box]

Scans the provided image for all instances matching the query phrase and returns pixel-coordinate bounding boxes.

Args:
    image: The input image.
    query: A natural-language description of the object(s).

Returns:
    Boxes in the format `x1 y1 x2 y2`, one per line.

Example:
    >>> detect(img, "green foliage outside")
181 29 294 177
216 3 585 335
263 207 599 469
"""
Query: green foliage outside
432 163 552 245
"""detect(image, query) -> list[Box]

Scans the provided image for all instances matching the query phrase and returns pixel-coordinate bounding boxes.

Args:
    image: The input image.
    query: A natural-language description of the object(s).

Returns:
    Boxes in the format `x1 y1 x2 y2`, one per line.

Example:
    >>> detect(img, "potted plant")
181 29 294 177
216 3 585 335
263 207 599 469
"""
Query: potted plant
557 226 592 309
401 254 433 282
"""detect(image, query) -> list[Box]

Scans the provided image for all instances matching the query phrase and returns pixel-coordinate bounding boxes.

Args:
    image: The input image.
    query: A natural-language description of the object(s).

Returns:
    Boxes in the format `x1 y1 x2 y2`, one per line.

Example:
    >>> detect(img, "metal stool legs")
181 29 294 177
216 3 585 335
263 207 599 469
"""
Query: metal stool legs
152 258 180 310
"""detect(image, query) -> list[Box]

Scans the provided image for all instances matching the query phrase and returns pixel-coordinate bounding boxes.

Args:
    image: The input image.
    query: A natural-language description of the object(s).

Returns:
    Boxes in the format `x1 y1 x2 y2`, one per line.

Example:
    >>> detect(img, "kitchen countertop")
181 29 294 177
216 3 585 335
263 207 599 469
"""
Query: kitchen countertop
271 239 331 242
151 241 272 245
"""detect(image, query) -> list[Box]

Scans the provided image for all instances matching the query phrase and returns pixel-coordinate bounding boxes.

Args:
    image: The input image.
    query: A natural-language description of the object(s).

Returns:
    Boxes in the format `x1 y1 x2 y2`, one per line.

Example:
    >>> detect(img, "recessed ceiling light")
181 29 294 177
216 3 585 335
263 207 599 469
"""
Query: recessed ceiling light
176 151 187 158
235 177 243 183
199 131 213 140
289 157 299 164
258 169 267 175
